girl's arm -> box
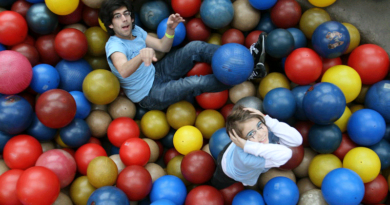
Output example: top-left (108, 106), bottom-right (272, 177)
top-left (264, 115), bottom-right (302, 147)
top-left (243, 141), bottom-right (292, 168)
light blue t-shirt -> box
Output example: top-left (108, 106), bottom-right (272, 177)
top-left (105, 25), bottom-right (155, 103)
top-left (224, 131), bottom-right (279, 186)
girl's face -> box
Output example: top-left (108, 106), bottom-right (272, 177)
top-left (240, 118), bottom-right (269, 144)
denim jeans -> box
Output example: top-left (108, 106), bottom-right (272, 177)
top-left (138, 41), bottom-right (232, 110)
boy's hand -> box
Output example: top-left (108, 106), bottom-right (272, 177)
top-left (229, 129), bottom-right (246, 149)
top-left (243, 107), bottom-right (265, 117)
top-left (167, 13), bottom-right (185, 30)
top-left (140, 48), bottom-right (157, 66)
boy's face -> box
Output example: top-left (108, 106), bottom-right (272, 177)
top-left (109, 6), bottom-right (134, 39)
top-left (239, 118), bottom-right (269, 144)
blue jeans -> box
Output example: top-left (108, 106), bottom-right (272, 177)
top-left (138, 41), bottom-right (232, 110)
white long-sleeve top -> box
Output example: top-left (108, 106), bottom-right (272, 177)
top-left (221, 115), bottom-right (303, 186)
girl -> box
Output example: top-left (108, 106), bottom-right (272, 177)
top-left (211, 105), bottom-right (302, 189)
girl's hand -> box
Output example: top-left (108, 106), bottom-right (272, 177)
top-left (167, 13), bottom-right (185, 30)
top-left (229, 129), bottom-right (246, 149)
top-left (243, 107), bottom-right (265, 117)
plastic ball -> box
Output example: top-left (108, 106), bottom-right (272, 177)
top-left (30, 64), bottom-right (60, 94)
top-left (150, 175), bottom-right (187, 205)
top-left (82, 69), bottom-right (120, 105)
top-left (285, 48), bottom-right (322, 85)
top-left (343, 147), bottom-right (381, 183)
top-left (0, 95), bottom-right (33, 135)
top-left (263, 177), bottom-right (299, 205)
top-left (173, 126), bottom-right (203, 155)
top-left (0, 11), bottom-right (28, 45)
top-left (119, 138), bottom-right (150, 166)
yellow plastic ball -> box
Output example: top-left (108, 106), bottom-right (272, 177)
top-left (207, 33), bottom-right (222, 45)
top-left (173, 125), bottom-right (203, 155)
top-left (85, 26), bottom-right (109, 57)
top-left (141, 110), bottom-right (170, 140)
top-left (166, 155), bottom-right (191, 186)
top-left (343, 147), bottom-right (381, 183)
top-left (349, 104), bottom-right (364, 113)
top-left (299, 8), bottom-right (331, 39)
top-left (195, 110), bottom-right (225, 139)
top-left (342, 23), bottom-right (360, 54)
top-left (354, 84), bottom-right (370, 104)
top-left (98, 18), bottom-right (107, 32)
top-left (45, 0), bottom-right (79, 15)
top-left (70, 176), bottom-right (96, 205)
top-left (308, 154), bottom-right (342, 187)
top-left (55, 132), bottom-right (68, 148)
top-left (334, 106), bottom-right (351, 133)
top-left (82, 69), bottom-right (120, 105)
top-left (87, 156), bottom-right (118, 188)
top-left (166, 101), bottom-right (196, 130)
top-left (321, 65), bottom-right (362, 103)
top-left (308, 0), bottom-right (336, 7)
top-left (258, 72), bottom-right (290, 99)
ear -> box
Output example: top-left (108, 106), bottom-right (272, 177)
top-left (109, 24), bottom-right (113, 29)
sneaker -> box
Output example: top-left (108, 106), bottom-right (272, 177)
top-left (248, 32), bottom-right (267, 80)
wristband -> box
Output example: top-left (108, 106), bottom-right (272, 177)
top-left (165, 33), bottom-right (175, 39)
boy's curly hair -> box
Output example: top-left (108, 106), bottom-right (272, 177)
top-left (226, 105), bottom-right (266, 139)
top-left (99, 0), bottom-right (135, 36)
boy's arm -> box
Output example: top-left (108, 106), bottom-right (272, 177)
top-left (243, 141), bottom-right (292, 168)
top-left (264, 115), bottom-right (302, 147)
top-left (110, 48), bottom-right (156, 78)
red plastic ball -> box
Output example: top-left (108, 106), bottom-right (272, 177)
top-left (54, 28), bottom-right (88, 61)
top-left (186, 18), bottom-right (211, 42)
top-left (321, 57), bottom-right (342, 76)
top-left (74, 143), bottom-right (107, 175)
top-left (62, 148), bottom-right (76, 158)
top-left (35, 34), bottom-right (61, 66)
top-left (185, 185), bottom-right (224, 205)
top-left (116, 165), bottom-right (152, 201)
top-left (22, 35), bottom-right (35, 46)
top-left (0, 11), bottom-right (28, 46)
top-left (270, 0), bottom-right (302, 29)
top-left (285, 48), bottom-right (322, 85)
top-left (294, 121), bottom-right (314, 147)
top-left (87, 137), bottom-right (102, 145)
top-left (164, 148), bottom-right (182, 165)
top-left (219, 182), bottom-right (244, 205)
top-left (332, 133), bottom-right (357, 161)
top-left (16, 166), bottom-right (60, 205)
top-left (35, 149), bottom-right (77, 188)
top-left (222, 29), bottom-right (245, 45)
top-left (186, 62), bottom-right (213, 77)
top-left (245, 30), bottom-right (263, 48)
top-left (107, 117), bottom-right (140, 147)
top-left (155, 140), bottom-right (164, 159)
top-left (348, 44), bottom-right (389, 85)
top-left (172, 0), bottom-right (201, 18)
top-left (11, 0), bottom-right (32, 18)
top-left (58, 2), bottom-right (83, 25)
top-left (3, 135), bottom-right (42, 170)
top-left (120, 138), bottom-right (150, 166)
top-left (0, 50), bottom-right (32, 95)
top-left (0, 169), bottom-right (24, 205)
top-left (181, 150), bottom-right (216, 184)
top-left (195, 90), bottom-right (229, 110)
top-left (35, 89), bottom-right (77, 129)
top-left (279, 144), bottom-right (304, 170)
top-left (82, 6), bottom-right (99, 27)
top-left (11, 43), bottom-right (40, 66)
top-left (362, 174), bottom-right (388, 204)
top-left (220, 103), bottom-right (234, 121)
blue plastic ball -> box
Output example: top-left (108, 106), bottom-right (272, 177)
top-left (286, 28), bottom-right (307, 49)
top-left (383, 124), bottom-right (390, 142)
top-left (233, 190), bottom-right (265, 205)
top-left (347, 109), bottom-right (386, 146)
top-left (26, 3), bottom-right (58, 35)
top-left (0, 44), bottom-right (6, 51)
top-left (249, 0), bottom-right (277, 10)
top-left (150, 175), bottom-right (187, 205)
top-left (59, 118), bottom-right (91, 147)
top-left (157, 18), bottom-right (186, 47)
top-left (110, 145), bottom-right (120, 155)
top-left (263, 177), bottom-right (299, 205)
top-left (365, 80), bottom-right (390, 123)
top-left (200, 0), bottom-right (234, 29)
top-left (368, 139), bottom-right (390, 170)
top-left (312, 21), bottom-right (350, 59)
top-left (87, 186), bottom-right (129, 205)
top-left (0, 131), bottom-right (13, 153)
top-left (291, 85), bottom-right (311, 120)
top-left (140, 1), bottom-right (170, 30)
top-left (263, 88), bottom-right (296, 121)
top-left (265, 29), bottom-right (295, 58)
top-left (70, 91), bottom-right (91, 119)
top-left (209, 128), bottom-right (231, 160)
top-left (160, 128), bottom-right (175, 149)
top-left (303, 82), bottom-right (346, 125)
top-left (30, 64), bottom-right (60, 94)
top-left (55, 59), bottom-right (92, 92)
top-left (321, 168), bottom-right (365, 205)
top-left (151, 199), bottom-right (176, 205)
top-left (25, 0), bottom-right (44, 3)
top-left (308, 124), bottom-right (342, 154)
top-left (26, 113), bottom-right (57, 141)
top-left (212, 43), bottom-right (254, 86)
top-left (255, 12), bottom-right (277, 34)
top-left (0, 95), bottom-right (33, 135)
